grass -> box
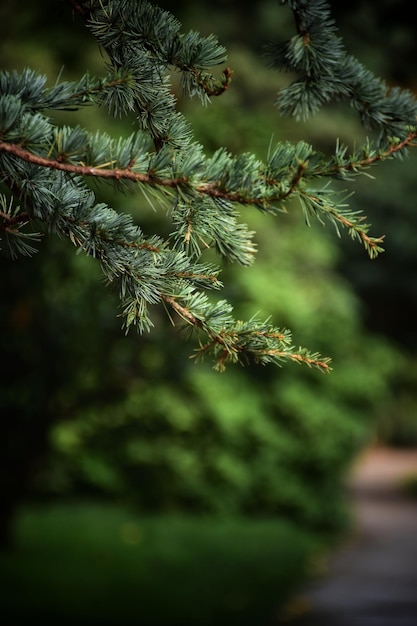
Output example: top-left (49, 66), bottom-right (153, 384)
top-left (0, 501), bottom-right (322, 626)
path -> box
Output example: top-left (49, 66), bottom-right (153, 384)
top-left (282, 446), bottom-right (417, 626)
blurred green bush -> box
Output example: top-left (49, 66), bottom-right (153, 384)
top-left (2, 2), bottom-right (417, 623)
top-left (0, 503), bottom-right (321, 625)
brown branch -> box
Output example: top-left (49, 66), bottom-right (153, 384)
top-left (319, 131), bottom-right (417, 177)
top-left (156, 295), bottom-right (332, 372)
top-left (281, 160), bottom-right (308, 200)
top-left (161, 294), bottom-right (204, 328)
top-left (0, 210), bottom-right (31, 231)
top-left (1, 131), bottom-right (416, 212)
top-left (277, 351), bottom-right (332, 372)
top-left (303, 190), bottom-right (385, 251)
top-left (0, 141), bottom-right (186, 188)
top-left (0, 140), bottom-right (275, 207)
top-left (170, 271), bottom-right (219, 284)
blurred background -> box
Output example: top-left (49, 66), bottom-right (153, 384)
top-left (1, 1), bottom-right (417, 624)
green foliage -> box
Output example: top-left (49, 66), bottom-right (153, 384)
top-left (1, 6), bottom-right (415, 620)
top-left (266, 0), bottom-right (417, 141)
top-left (1, 0), bottom-right (412, 536)
top-left (34, 215), bottom-right (399, 532)
top-left (0, 503), bottom-right (321, 625)
top-left (1, 0), bottom-right (416, 370)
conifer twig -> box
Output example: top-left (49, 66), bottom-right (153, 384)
top-left (2, 0), bottom-right (417, 372)
top-left (2, 130), bottom-right (416, 203)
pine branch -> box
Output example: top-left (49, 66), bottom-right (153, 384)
top-left (2, 0), bottom-right (417, 371)
top-left (0, 140), bottom-right (185, 188)
top-left (298, 188), bottom-right (385, 259)
top-left (269, 0), bottom-right (417, 142)
top-left (164, 294), bottom-right (331, 373)
top-left (3, 129), bottom-right (415, 200)
top-left (69, 0), bottom-right (231, 113)
top-left (2, 131), bottom-right (415, 260)
top-left (0, 195), bottom-right (41, 258)
top-left (312, 132), bottom-right (417, 179)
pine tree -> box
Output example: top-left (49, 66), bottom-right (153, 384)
top-left (1, 0), bottom-right (416, 373)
